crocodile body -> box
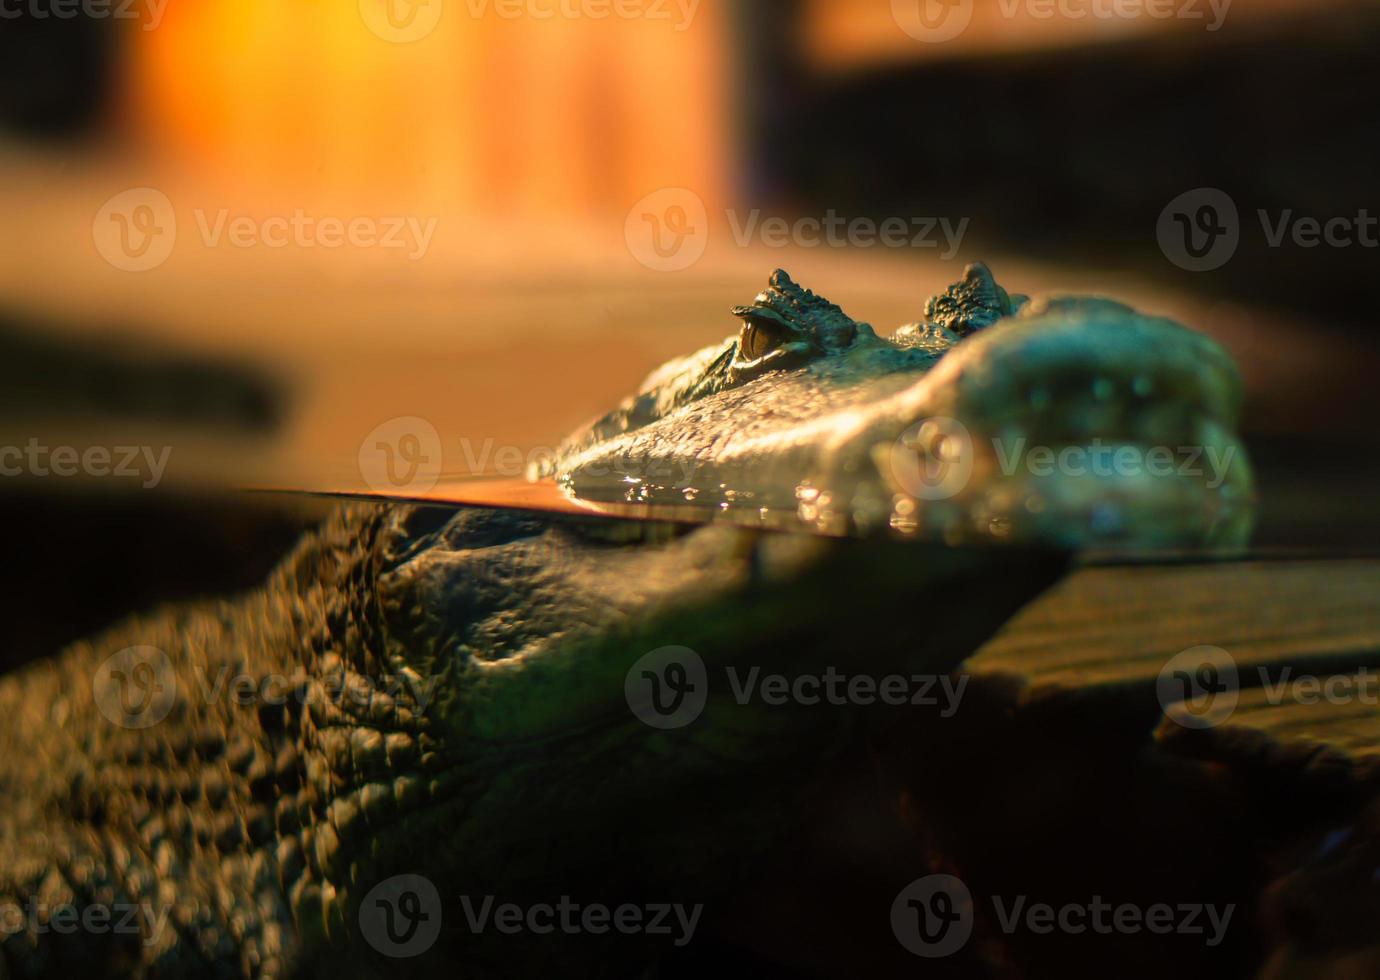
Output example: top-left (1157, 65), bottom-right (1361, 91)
top-left (0, 267), bottom-right (1250, 977)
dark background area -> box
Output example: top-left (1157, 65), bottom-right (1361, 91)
top-left (733, 3), bottom-right (1380, 327)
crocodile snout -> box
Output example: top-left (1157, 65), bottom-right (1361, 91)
top-left (875, 298), bottom-right (1254, 548)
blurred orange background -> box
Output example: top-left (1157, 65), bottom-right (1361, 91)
top-left (0, 0), bottom-right (1366, 494)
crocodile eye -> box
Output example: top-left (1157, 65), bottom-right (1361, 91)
top-left (738, 318), bottom-right (791, 361)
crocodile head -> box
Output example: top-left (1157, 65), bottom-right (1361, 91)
top-left (319, 266), bottom-right (1250, 969)
top-left (0, 266), bottom-right (1253, 978)
top-left (538, 264), bottom-right (1253, 549)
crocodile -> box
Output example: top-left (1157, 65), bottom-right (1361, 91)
top-left (0, 265), bottom-right (1250, 978)
top-left (544, 265), bottom-right (1251, 546)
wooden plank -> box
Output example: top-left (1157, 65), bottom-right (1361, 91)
top-left (884, 559), bottom-right (1380, 979)
top-left (970, 559), bottom-right (1380, 697)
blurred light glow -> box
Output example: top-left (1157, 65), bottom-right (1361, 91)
top-left (128, 3), bottom-right (731, 218)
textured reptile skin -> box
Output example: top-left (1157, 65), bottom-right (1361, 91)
top-left (0, 266), bottom-right (1247, 976)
